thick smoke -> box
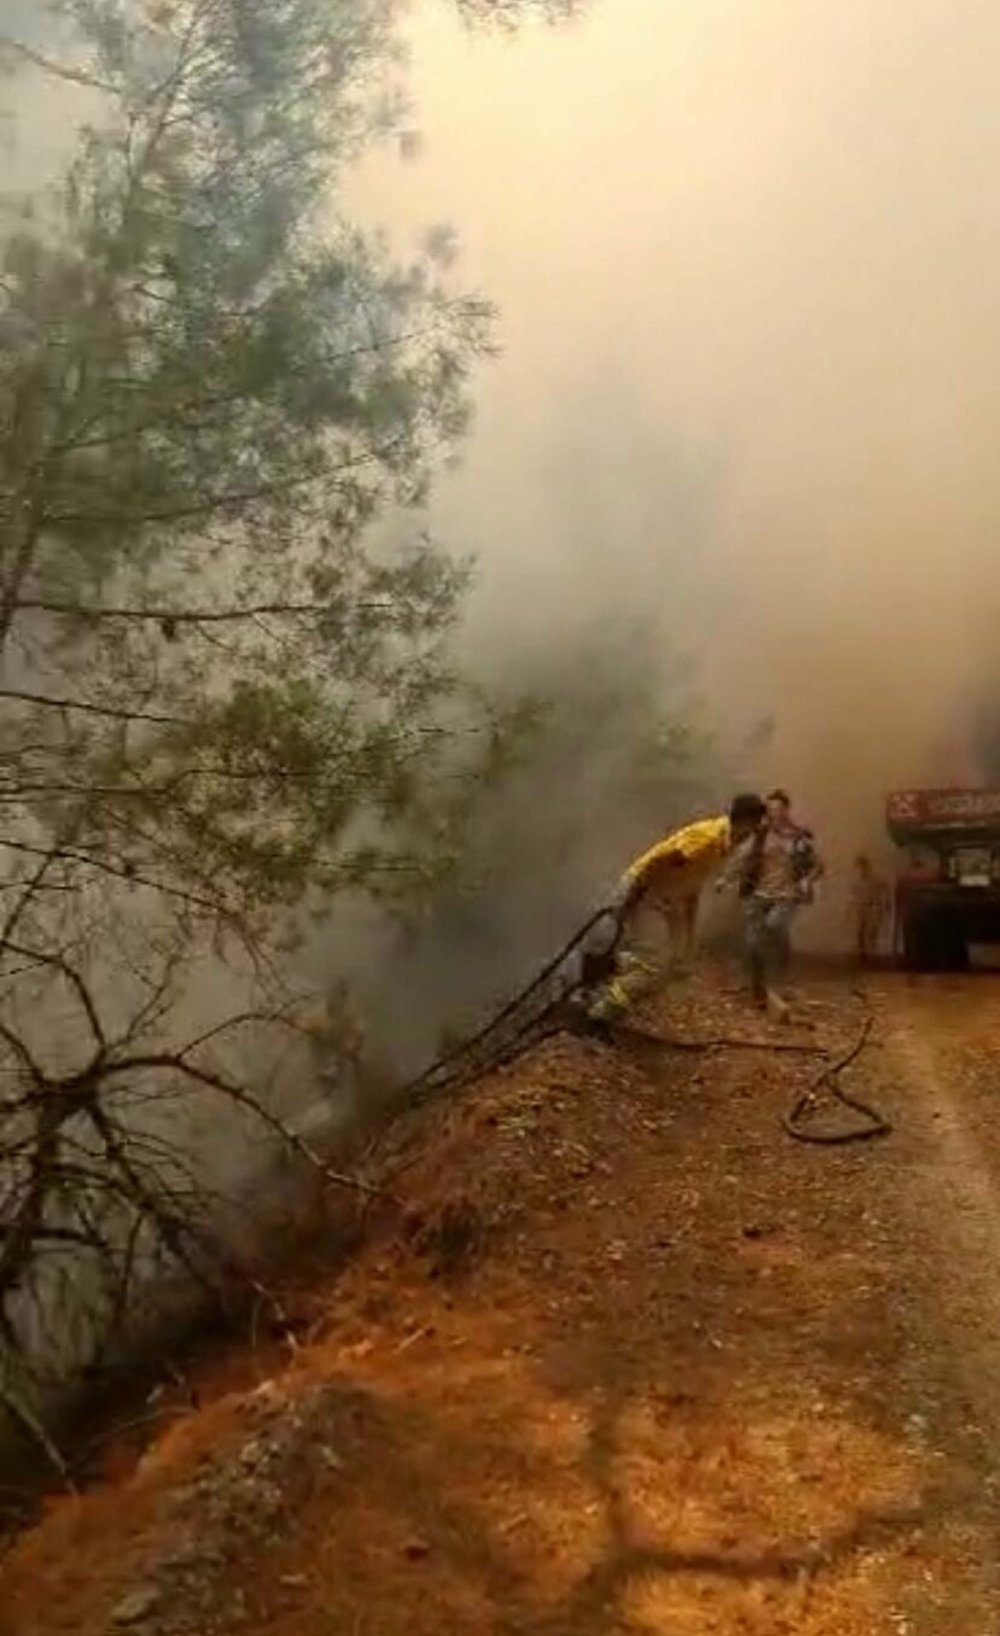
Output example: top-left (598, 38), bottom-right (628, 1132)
top-left (11, 0), bottom-right (1000, 1019)
top-left (348, 0), bottom-right (1000, 948)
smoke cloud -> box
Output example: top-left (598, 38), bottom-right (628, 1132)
top-left (10, 0), bottom-right (1000, 987)
top-left (348, 0), bottom-right (1000, 938)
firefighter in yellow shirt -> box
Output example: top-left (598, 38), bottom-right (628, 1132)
top-left (583, 793), bottom-right (766, 1028)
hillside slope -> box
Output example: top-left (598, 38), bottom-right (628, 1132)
top-left (4, 966), bottom-right (999, 1635)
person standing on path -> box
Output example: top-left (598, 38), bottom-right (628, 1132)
top-left (580, 793), bottom-right (767, 1031)
top-left (850, 852), bottom-right (891, 967)
top-left (719, 788), bottom-right (823, 1020)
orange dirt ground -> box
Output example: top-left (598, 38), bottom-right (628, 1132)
top-left (4, 964), bottom-right (1000, 1635)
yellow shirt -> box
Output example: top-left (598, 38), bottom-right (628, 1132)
top-left (623, 815), bottom-right (732, 905)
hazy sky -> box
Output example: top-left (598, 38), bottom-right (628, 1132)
top-left (350, 0), bottom-right (1000, 866)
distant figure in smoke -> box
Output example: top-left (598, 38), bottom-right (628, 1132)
top-left (719, 788), bottom-right (823, 1020)
top-left (849, 853), bottom-right (890, 967)
top-left (579, 793), bottom-right (767, 1031)
top-left (299, 978), bottom-right (366, 1097)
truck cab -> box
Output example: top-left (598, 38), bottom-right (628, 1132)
top-left (887, 788), bottom-right (1000, 968)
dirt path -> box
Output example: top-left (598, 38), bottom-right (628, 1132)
top-left (6, 967), bottom-right (1000, 1634)
top-left (868, 973), bottom-right (1000, 1630)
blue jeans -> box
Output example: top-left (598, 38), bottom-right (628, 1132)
top-left (743, 898), bottom-right (798, 998)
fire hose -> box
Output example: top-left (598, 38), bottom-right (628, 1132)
top-left (393, 911), bottom-right (891, 1146)
top-left (397, 904), bottom-right (622, 1106)
top-left (782, 1015), bottom-right (891, 1144)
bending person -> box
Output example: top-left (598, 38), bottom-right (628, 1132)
top-left (580, 793), bottom-right (767, 1033)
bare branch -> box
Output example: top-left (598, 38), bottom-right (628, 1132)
top-left (174, 1005), bottom-right (299, 1058)
top-left (0, 1378), bottom-right (77, 1491)
top-left (0, 838), bottom-right (234, 916)
top-left (85, 1101), bottom-right (212, 1291)
top-left (97, 1053), bottom-right (383, 1197)
top-left (47, 474), bottom-right (322, 529)
top-left (4, 940), bottom-right (106, 1055)
top-left (14, 597), bottom-right (386, 626)
top-left (0, 1225), bottom-right (103, 1251)
top-left (0, 688), bottom-right (185, 726)
top-left (0, 33), bottom-right (116, 94)
top-left (0, 844), bottom-right (60, 953)
top-left (0, 1017), bottom-right (48, 1089)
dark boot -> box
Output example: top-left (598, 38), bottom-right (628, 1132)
top-left (562, 1003), bottom-right (612, 1042)
top-left (577, 1013), bottom-right (615, 1044)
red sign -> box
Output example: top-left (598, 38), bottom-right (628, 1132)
top-left (887, 788), bottom-right (1000, 826)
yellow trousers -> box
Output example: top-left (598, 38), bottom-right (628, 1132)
top-left (586, 899), bottom-right (693, 1023)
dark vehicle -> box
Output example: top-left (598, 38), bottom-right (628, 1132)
top-left (888, 788), bottom-right (1000, 969)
